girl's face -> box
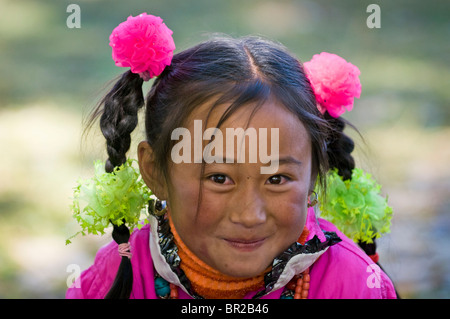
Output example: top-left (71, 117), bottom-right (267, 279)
top-left (143, 98), bottom-right (313, 278)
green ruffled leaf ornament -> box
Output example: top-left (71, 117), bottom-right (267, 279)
top-left (317, 168), bottom-right (393, 244)
top-left (66, 159), bottom-right (152, 244)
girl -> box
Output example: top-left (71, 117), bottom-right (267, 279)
top-left (66, 13), bottom-right (397, 299)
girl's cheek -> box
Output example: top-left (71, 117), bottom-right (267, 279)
top-left (276, 191), bottom-right (308, 232)
top-left (196, 194), bottom-right (227, 226)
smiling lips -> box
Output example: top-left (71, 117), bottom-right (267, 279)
top-left (223, 237), bottom-right (267, 252)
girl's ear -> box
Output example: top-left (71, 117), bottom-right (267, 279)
top-left (138, 141), bottom-right (168, 200)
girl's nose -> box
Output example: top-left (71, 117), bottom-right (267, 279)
top-left (229, 188), bottom-right (267, 228)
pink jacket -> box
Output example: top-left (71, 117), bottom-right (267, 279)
top-left (66, 212), bottom-right (397, 299)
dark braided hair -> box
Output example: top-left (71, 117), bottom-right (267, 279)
top-left (92, 70), bottom-right (144, 298)
top-left (324, 110), bottom-right (400, 298)
top-left (99, 71), bottom-right (144, 173)
top-left (323, 111), bottom-right (378, 256)
top-left (324, 113), bottom-right (355, 181)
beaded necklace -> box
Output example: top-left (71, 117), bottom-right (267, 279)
top-left (281, 268), bottom-right (310, 299)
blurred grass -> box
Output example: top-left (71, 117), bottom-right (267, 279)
top-left (0, 0), bottom-right (449, 298)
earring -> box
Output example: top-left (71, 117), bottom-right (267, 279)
top-left (307, 191), bottom-right (318, 208)
top-left (148, 199), bottom-right (168, 217)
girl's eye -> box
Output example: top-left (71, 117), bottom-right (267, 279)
top-left (209, 174), bottom-right (233, 185)
top-left (266, 175), bottom-right (290, 185)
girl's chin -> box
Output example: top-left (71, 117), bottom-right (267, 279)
top-left (210, 256), bottom-right (273, 278)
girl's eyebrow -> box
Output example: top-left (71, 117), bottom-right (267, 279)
top-left (262, 156), bottom-right (302, 167)
top-left (203, 156), bottom-right (302, 166)
top-left (203, 157), bottom-right (237, 164)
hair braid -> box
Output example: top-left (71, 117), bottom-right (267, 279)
top-left (324, 113), bottom-right (355, 181)
top-left (90, 70), bottom-right (144, 298)
top-left (99, 70), bottom-right (144, 173)
top-left (324, 112), bottom-right (401, 298)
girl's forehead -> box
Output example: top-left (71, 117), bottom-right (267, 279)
top-left (186, 97), bottom-right (306, 130)
top-left (180, 97), bottom-right (312, 157)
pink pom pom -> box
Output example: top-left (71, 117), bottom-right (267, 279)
top-left (303, 52), bottom-right (361, 118)
top-left (109, 13), bottom-right (176, 80)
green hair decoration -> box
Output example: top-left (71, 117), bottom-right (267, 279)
top-left (66, 159), bottom-right (152, 245)
top-left (317, 168), bottom-right (393, 244)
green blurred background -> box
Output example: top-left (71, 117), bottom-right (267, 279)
top-left (0, 0), bottom-right (449, 298)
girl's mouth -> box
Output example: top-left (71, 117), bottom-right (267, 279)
top-left (223, 238), bottom-right (267, 252)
